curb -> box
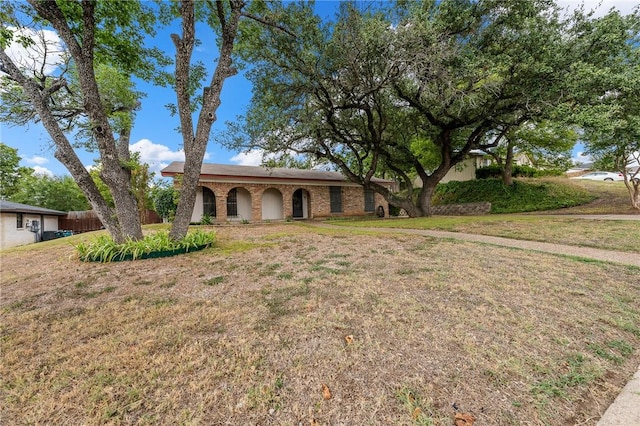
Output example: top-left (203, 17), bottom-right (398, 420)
top-left (596, 365), bottom-right (640, 425)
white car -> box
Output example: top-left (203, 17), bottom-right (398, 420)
top-left (571, 171), bottom-right (625, 181)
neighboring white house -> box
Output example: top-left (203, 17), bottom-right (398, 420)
top-left (414, 150), bottom-right (536, 186)
top-left (0, 200), bottom-right (66, 249)
top-left (439, 150), bottom-right (493, 183)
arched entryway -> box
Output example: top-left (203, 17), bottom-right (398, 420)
top-left (227, 187), bottom-right (252, 221)
top-left (191, 186), bottom-right (218, 222)
top-left (261, 188), bottom-right (284, 220)
top-left (292, 188), bottom-right (310, 219)
top-left (202, 187), bottom-right (216, 218)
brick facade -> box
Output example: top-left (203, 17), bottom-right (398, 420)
top-left (162, 162), bottom-right (394, 223)
top-left (196, 181), bottom-right (389, 222)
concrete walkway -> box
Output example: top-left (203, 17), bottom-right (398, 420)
top-left (312, 222), bottom-right (640, 267)
top-left (308, 219), bottom-right (640, 424)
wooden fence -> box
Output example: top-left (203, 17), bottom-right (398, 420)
top-left (59, 209), bottom-right (162, 233)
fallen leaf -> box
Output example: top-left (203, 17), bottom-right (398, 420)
top-left (412, 407), bottom-right (422, 420)
top-left (322, 383), bottom-right (332, 400)
top-left (454, 412), bottom-right (475, 426)
top-left (344, 335), bottom-right (354, 345)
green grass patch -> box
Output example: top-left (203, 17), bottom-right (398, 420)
top-left (396, 387), bottom-right (443, 425)
top-left (261, 283), bottom-right (310, 320)
top-left (531, 354), bottom-right (602, 398)
top-left (204, 276), bottom-right (225, 286)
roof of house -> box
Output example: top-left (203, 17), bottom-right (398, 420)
top-left (160, 161), bottom-right (395, 185)
top-left (0, 200), bottom-right (67, 216)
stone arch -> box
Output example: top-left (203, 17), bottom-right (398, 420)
top-left (227, 187), bottom-right (252, 221)
top-left (192, 186), bottom-right (218, 222)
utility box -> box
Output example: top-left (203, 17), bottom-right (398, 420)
top-left (42, 231), bottom-right (58, 241)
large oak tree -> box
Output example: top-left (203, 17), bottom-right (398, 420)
top-left (232, 0), bottom-right (638, 216)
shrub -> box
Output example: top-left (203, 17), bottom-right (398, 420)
top-left (476, 165), bottom-right (564, 179)
top-left (200, 213), bottom-right (213, 225)
top-left (75, 230), bottom-right (216, 262)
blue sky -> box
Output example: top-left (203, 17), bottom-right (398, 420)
top-left (1, 0), bottom-right (635, 178)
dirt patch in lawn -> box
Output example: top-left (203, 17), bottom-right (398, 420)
top-left (2, 224), bottom-right (639, 425)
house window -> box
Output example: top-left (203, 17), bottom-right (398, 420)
top-left (227, 188), bottom-right (238, 217)
top-left (329, 186), bottom-right (342, 213)
top-left (17, 213), bottom-right (24, 228)
top-left (203, 187), bottom-right (216, 217)
top-left (364, 189), bottom-right (375, 212)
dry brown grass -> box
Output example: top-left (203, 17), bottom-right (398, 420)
top-left (2, 224), bottom-right (639, 425)
top-left (332, 215), bottom-right (640, 254)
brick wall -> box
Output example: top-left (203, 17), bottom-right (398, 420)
top-left (195, 181), bottom-right (390, 222)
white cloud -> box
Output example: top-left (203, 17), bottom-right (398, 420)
top-left (131, 139), bottom-right (184, 162)
top-left (3, 27), bottom-right (66, 76)
top-left (230, 149), bottom-right (265, 166)
top-left (572, 151), bottom-right (592, 165)
top-left (25, 156), bottom-right (49, 166)
top-left (556, 0), bottom-right (638, 17)
top-left (32, 166), bottom-right (54, 177)
top-left (129, 138), bottom-right (211, 174)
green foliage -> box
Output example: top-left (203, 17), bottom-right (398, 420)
top-left (151, 183), bottom-right (178, 221)
top-left (90, 152), bottom-right (154, 214)
top-left (75, 229), bottom-right (216, 263)
top-left (89, 165), bottom-right (114, 207)
top-left (231, 0), bottom-right (630, 217)
top-left (567, 9), bottom-right (640, 209)
top-left (200, 213), bottom-right (213, 225)
top-left (476, 165), bottom-right (564, 179)
top-left (0, 0), bottom-right (172, 242)
top-left (432, 179), bottom-right (596, 213)
top-left (8, 173), bottom-right (90, 211)
top-left (0, 143), bottom-right (33, 199)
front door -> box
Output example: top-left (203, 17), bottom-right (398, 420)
top-left (292, 189), bottom-right (303, 218)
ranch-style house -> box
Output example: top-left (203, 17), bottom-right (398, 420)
top-left (161, 162), bottom-right (394, 223)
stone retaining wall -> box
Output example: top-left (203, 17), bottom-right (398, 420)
top-left (431, 202), bottom-right (491, 216)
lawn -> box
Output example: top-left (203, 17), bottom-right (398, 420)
top-left (327, 215), bottom-right (640, 253)
top-left (1, 223), bottom-right (639, 425)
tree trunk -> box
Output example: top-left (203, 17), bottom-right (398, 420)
top-left (169, 0), bottom-right (243, 241)
top-left (503, 161), bottom-right (514, 186)
top-left (25, 0), bottom-right (143, 243)
top-left (416, 184), bottom-right (435, 216)
top-left (624, 179), bottom-right (640, 210)
top-left (502, 142), bottom-right (515, 186)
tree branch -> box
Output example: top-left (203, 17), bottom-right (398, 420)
top-left (241, 11), bottom-right (297, 38)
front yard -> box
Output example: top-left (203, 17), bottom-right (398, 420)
top-left (1, 222), bottom-right (639, 425)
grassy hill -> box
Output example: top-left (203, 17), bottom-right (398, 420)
top-left (432, 177), bottom-right (635, 214)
